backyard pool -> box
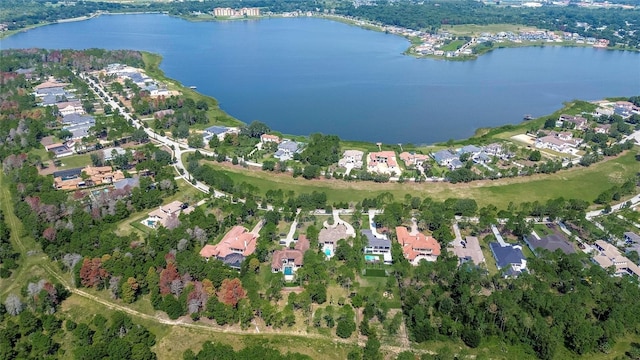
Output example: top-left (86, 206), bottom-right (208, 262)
top-left (284, 267), bottom-right (293, 276)
top-left (364, 255), bottom-right (378, 262)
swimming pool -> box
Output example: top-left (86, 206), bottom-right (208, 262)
top-left (364, 255), bottom-right (378, 262)
top-left (284, 267), bottom-right (293, 276)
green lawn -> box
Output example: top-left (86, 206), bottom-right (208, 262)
top-left (201, 148), bottom-right (638, 209)
top-left (440, 40), bottom-right (465, 52)
top-left (58, 153), bottom-right (92, 169)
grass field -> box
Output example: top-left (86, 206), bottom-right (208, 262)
top-left (440, 40), bottom-right (465, 51)
top-left (202, 148), bottom-right (638, 209)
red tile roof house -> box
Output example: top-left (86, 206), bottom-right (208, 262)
top-left (367, 151), bottom-right (401, 175)
top-left (271, 235), bottom-right (310, 281)
top-left (396, 226), bottom-right (441, 265)
top-left (399, 152), bottom-right (430, 167)
top-left (260, 133), bottom-right (281, 144)
top-left (200, 226), bottom-right (258, 269)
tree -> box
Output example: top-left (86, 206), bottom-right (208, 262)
top-left (218, 278), bottom-right (246, 308)
top-left (4, 293), bottom-right (23, 316)
top-left (262, 160), bottom-right (276, 171)
top-left (243, 121), bottom-right (270, 138)
top-left (131, 128), bottom-right (149, 143)
top-left (79, 258), bottom-right (108, 288)
top-left (529, 150), bottom-right (542, 162)
top-left (58, 129), bottom-right (72, 140)
top-left (188, 134), bottom-right (204, 148)
top-left (121, 277), bottom-right (139, 304)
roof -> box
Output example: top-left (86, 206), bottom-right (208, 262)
top-left (458, 145), bottom-right (482, 155)
top-left (432, 149), bottom-right (458, 163)
top-left (278, 140), bottom-right (301, 153)
top-left (624, 232), bottom-right (640, 243)
top-left (362, 229), bottom-right (391, 248)
top-left (62, 113), bottom-right (95, 126)
top-left (489, 242), bottom-right (526, 269)
top-left (295, 235), bottom-right (310, 252)
top-left (272, 249), bottom-right (305, 270)
top-left (369, 151), bottom-right (398, 167)
top-left (53, 167), bottom-right (83, 179)
top-left (114, 177), bottom-right (140, 190)
top-left (593, 240), bottom-right (640, 277)
top-left (396, 226), bottom-right (441, 261)
top-left (200, 226), bottom-right (258, 263)
top-left (204, 126), bottom-right (230, 135)
top-left (529, 234), bottom-right (576, 254)
top-left (449, 236), bottom-right (485, 265)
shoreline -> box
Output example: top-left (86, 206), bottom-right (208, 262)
top-left (3, 11), bottom-right (637, 58)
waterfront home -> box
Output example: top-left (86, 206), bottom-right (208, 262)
top-left (144, 200), bottom-right (194, 229)
top-left (524, 233), bottom-right (575, 256)
top-left (592, 240), bottom-right (640, 277)
top-left (557, 114), bottom-right (588, 130)
top-left (202, 126), bottom-right (238, 142)
top-left (274, 140), bottom-right (303, 161)
top-left (449, 236), bottom-right (485, 266)
top-left (534, 131), bottom-right (582, 154)
top-left (271, 235), bottom-right (310, 280)
top-left (362, 229), bottom-right (392, 264)
top-left (399, 152), bottom-right (429, 167)
top-left (260, 133), bottom-right (281, 144)
top-left (489, 242), bottom-right (527, 277)
top-left (199, 225), bottom-right (258, 269)
top-left (396, 226), bottom-right (441, 265)
top-left (338, 150), bottom-right (364, 169)
top-left (213, 7), bottom-right (260, 17)
top-left (367, 151), bottom-right (400, 175)
top-left (457, 145), bottom-right (482, 157)
top-left (431, 149), bottom-right (459, 167)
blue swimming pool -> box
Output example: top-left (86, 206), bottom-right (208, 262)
top-left (324, 248), bottom-right (332, 256)
top-left (365, 255), bottom-right (378, 262)
top-left (284, 267), bottom-right (293, 276)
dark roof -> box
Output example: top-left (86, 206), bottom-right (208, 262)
top-left (489, 242), bottom-right (525, 269)
top-left (219, 253), bottom-right (245, 269)
top-left (204, 126), bottom-right (230, 135)
top-left (53, 167), bottom-right (83, 179)
top-left (114, 177), bottom-right (140, 190)
top-left (529, 234), bottom-right (575, 254)
top-left (362, 230), bottom-right (391, 248)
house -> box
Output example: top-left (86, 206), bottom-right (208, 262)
top-left (44, 142), bottom-right (74, 158)
top-left (362, 229), bottom-right (392, 264)
top-left (594, 123), bottom-right (611, 134)
top-left (525, 233), bottom-right (575, 256)
top-left (145, 200), bottom-right (194, 229)
top-left (534, 132), bottom-right (581, 154)
top-left (260, 134), bottom-right (281, 144)
top-left (338, 150), bottom-right (364, 169)
top-left (367, 151), bottom-right (400, 175)
top-left (399, 152), bottom-right (429, 167)
top-left (592, 240), bottom-right (640, 277)
top-left (202, 126), bottom-right (238, 142)
top-left (53, 168), bottom-right (84, 190)
top-left (102, 147), bottom-right (126, 162)
top-left (449, 236), bottom-right (485, 266)
top-left (199, 226), bottom-right (258, 268)
top-left (274, 140), bottom-right (302, 161)
top-left (82, 166), bottom-right (125, 185)
top-left (55, 101), bottom-right (84, 116)
top-left (62, 113), bottom-right (95, 127)
top-left (114, 177), bottom-right (140, 191)
top-left (557, 114), bottom-right (588, 130)
top-left (396, 226), bottom-right (441, 265)
top-left (431, 150), bottom-right (459, 168)
top-left (271, 235), bottom-right (310, 280)
top-left (457, 145), bottom-right (482, 157)
top-left (319, 224), bottom-right (352, 259)
top-left (489, 242), bottom-right (527, 277)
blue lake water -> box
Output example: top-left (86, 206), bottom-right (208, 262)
top-left (2, 14), bottom-right (639, 143)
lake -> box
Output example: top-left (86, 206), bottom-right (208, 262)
top-left (2, 14), bottom-right (639, 144)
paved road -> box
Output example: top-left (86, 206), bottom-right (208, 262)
top-left (585, 193), bottom-right (640, 219)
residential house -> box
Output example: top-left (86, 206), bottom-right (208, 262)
top-left (396, 226), bottom-right (441, 265)
top-left (367, 151), bottom-right (400, 175)
top-left (399, 152), bottom-right (429, 167)
top-left (592, 240), bottom-right (640, 277)
top-left (102, 147), bottom-right (126, 162)
top-left (594, 123), bottom-right (611, 134)
top-left (260, 134), bottom-right (281, 144)
top-left (114, 177), bottom-right (140, 191)
top-left (362, 229), bottom-right (392, 264)
top-left (457, 145), bottom-right (482, 157)
top-left (144, 200), bottom-right (194, 229)
top-left (44, 142), bottom-right (74, 158)
top-left (449, 236), bottom-right (485, 266)
top-left (557, 114), bottom-right (588, 130)
top-left (319, 224), bottom-right (352, 260)
top-left (199, 226), bottom-right (258, 268)
top-left (338, 150), bottom-right (364, 169)
top-left (524, 233), bottom-right (575, 256)
top-left (489, 242), bottom-right (527, 277)
top-left (431, 150), bottom-right (461, 169)
top-left (202, 126), bottom-right (238, 142)
top-left (274, 140), bottom-right (303, 161)
top-left (55, 101), bottom-right (84, 116)
top-left (53, 168), bottom-right (84, 190)
top-left (62, 114), bottom-right (95, 140)
top-left (271, 235), bottom-right (310, 280)
top-left (82, 166), bottom-right (125, 186)
top-left (535, 131), bottom-right (582, 154)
